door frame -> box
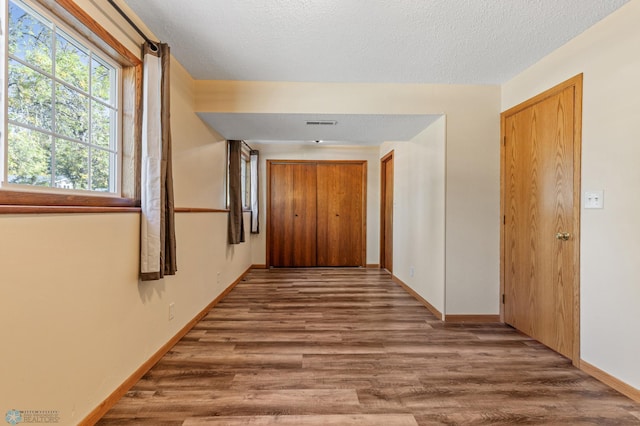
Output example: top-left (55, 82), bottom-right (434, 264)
top-left (500, 74), bottom-right (582, 365)
top-left (266, 159), bottom-right (368, 268)
top-left (380, 151), bottom-right (394, 272)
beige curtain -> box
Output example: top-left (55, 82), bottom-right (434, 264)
top-left (228, 140), bottom-right (245, 244)
top-left (140, 42), bottom-right (177, 281)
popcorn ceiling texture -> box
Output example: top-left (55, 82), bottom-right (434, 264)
top-left (125, 0), bottom-right (629, 84)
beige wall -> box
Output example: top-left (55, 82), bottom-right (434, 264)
top-left (0, 212), bottom-right (251, 424)
top-left (171, 59), bottom-right (228, 208)
top-left (197, 82), bottom-right (501, 315)
top-left (437, 88), bottom-right (501, 315)
top-left (381, 116), bottom-right (447, 313)
top-left (502, 0), bottom-right (640, 389)
top-left (249, 143), bottom-right (380, 266)
top-left (0, 2), bottom-right (252, 423)
top-left (375, 85), bottom-right (501, 317)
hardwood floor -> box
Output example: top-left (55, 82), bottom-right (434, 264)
top-left (98, 269), bottom-right (640, 425)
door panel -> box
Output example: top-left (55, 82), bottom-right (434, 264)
top-left (269, 163), bottom-right (317, 267)
top-left (504, 86), bottom-right (575, 359)
top-left (292, 164), bottom-right (318, 266)
top-left (380, 153), bottom-right (394, 272)
top-left (317, 163), bottom-right (364, 266)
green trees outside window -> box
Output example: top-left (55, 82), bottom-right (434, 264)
top-left (5, 0), bottom-right (119, 192)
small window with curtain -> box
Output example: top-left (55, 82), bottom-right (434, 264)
top-left (227, 140), bottom-right (252, 210)
top-left (2, 0), bottom-right (122, 195)
top-left (226, 140), bottom-right (260, 236)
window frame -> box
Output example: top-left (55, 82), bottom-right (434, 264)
top-left (4, 0), bottom-right (123, 195)
top-left (0, 0), bottom-right (142, 210)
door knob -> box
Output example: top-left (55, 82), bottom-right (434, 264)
top-left (555, 232), bottom-right (571, 241)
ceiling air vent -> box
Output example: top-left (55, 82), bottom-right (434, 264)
top-left (306, 120), bottom-right (337, 126)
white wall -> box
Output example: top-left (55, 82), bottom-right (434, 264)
top-left (381, 116), bottom-right (446, 314)
top-left (249, 143), bottom-right (380, 266)
top-left (502, 0), bottom-right (640, 389)
top-left (0, 2), bottom-right (252, 423)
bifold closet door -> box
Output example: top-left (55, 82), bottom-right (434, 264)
top-left (317, 163), bottom-right (365, 267)
top-left (269, 163), bottom-right (317, 267)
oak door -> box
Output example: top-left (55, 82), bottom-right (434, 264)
top-left (317, 163), bottom-right (365, 266)
top-left (268, 161), bottom-right (366, 268)
top-left (269, 163), bottom-right (317, 267)
top-left (502, 76), bottom-right (581, 360)
top-left (380, 152), bottom-right (394, 272)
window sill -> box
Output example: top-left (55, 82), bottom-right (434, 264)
top-left (0, 189), bottom-right (138, 214)
top-left (0, 189), bottom-right (137, 207)
top-left (175, 208), bottom-right (230, 213)
top-left (0, 205), bottom-right (140, 214)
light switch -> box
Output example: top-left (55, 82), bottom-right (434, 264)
top-left (584, 190), bottom-right (604, 209)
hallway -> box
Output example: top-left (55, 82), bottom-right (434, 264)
top-left (98, 268), bottom-right (640, 425)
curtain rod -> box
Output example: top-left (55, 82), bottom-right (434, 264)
top-left (107, 0), bottom-right (159, 52)
top-left (242, 140), bottom-right (253, 151)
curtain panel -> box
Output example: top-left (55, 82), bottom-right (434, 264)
top-left (228, 140), bottom-right (245, 244)
top-left (140, 42), bottom-right (177, 281)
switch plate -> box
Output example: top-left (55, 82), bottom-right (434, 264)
top-left (169, 303), bottom-right (175, 321)
top-left (584, 190), bottom-right (604, 209)
top-left (409, 266), bottom-right (415, 278)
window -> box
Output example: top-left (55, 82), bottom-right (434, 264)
top-left (240, 150), bottom-right (250, 210)
top-left (226, 140), bottom-right (260, 234)
top-left (227, 141), bottom-right (252, 210)
top-left (2, 0), bottom-right (121, 194)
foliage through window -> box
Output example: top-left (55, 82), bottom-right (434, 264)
top-left (3, 0), bottom-right (120, 193)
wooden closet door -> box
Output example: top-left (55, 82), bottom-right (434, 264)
top-left (269, 163), bottom-right (317, 267)
top-left (316, 163), bottom-right (365, 266)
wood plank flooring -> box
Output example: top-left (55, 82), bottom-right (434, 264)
top-left (98, 269), bottom-right (640, 425)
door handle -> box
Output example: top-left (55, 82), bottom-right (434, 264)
top-left (555, 232), bottom-right (571, 241)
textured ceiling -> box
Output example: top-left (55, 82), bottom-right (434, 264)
top-left (121, 0), bottom-right (628, 144)
top-left (124, 0), bottom-right (628, 84)
top-left (197, 113), bottom-right (442, 145)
